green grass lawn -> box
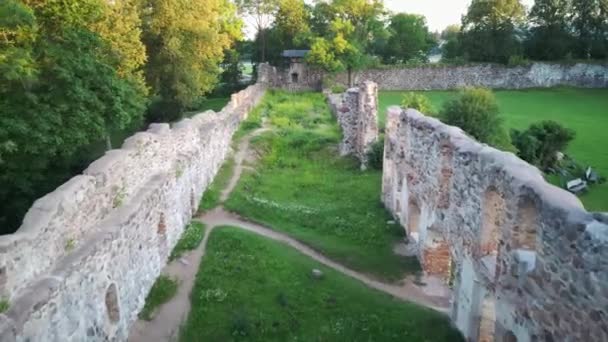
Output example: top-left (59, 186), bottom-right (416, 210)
top-left (225, 91), bottom-right (419, 281)
top-left (379, 88), bottom-right (608, 212)
top-left (179, 227), bottom-right (462, 342)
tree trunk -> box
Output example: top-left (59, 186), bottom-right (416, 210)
top-left (105, 133), bottom-right (112, 151)
top-left (347, 68), bottom-right (353, 87)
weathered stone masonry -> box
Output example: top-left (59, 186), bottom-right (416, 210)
top-left (0, 83), bottom-right (266, 341)
top-left (327, 81), bottom-right (379, 168)
top-left (260, 62), bottom-right (608, 91)
top-left (382, 106), bottom-right (608, 342)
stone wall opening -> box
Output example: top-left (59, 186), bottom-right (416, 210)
top-left (105, 283), bottom-right (120, 323)
top-left (157, 213), bottom-right (166, 236)
top-left (291, 72), bottom-right (299, 83)
top-left (513, 197), bottom-right (538, 250)
top-left (477, 295), bottom-right (496, 342)
top-left (407, 199), bottom-right (421, 238)
top-left (422, 227), bottom-right (452, 281)
top-left (480, 188), bottom-right (505, 256)
top-left (438, 138), bottom-right (453, 209)
top-left (502, 331), bottom-right (517, 342)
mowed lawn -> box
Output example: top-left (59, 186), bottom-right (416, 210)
top-left (179, 227), bottom-right (463, 342)
top-left (379, 88), bottom-right (608, 212)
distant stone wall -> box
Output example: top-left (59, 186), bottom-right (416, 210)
top-left (260, 62), bottom-right (608, 90)
top-left (0, 84), bottom-right (266, 341)
top-left (382, 106), bottom-right (608, 342)
top-left (327, 81), bottom-right (379, 168)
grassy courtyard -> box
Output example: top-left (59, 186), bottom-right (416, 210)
top-left (379, 88), bottom-right (608, 212)
top-left (225, 91), bottom-right (419, 281)
top-left (179, 227), bottom-right (462, 342)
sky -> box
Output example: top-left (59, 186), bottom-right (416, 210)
top-left (244, 0), bottom-right (536, 38)
top-left (384, 0), bottom-right (535, 32)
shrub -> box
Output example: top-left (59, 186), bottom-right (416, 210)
top-left (511, 121), bottom-right (576, 171)
top-left (366, 138), bottom-right (385, 170)
top-left (331, 85), bottom-right (347, 94)
top-left (401, 92), bottom-right (434, 114)
top-left (441, 88), bottom-right (511, 150)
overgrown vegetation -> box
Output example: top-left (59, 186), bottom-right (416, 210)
top-left (511, 121), bottom-right (576, 171)
top-left (0, 298), bottom-right (9, 313)
top-left (179, 227), bottom-right (463, 342)
top-left (169, 222), bottom-right (206, 262)
top-left (440, 88), bottom-right (514, 151)
top-left (226, 91), bottom-right (419, 281)
top-left (200, 158), bottom-right (236, 211)
top-left (401, 92), bottom-right (434, 114)
top-left (139, 275), bottom-right (179, 321)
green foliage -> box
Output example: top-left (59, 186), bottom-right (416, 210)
top-left (0, 0), bottom-right (146, 233)
top-left (220, 49), bottom-right (244, 93)
top-left (441, 88), bottom-right (512, 150)
top-left (382, 13), bottom-right (436, 64)
top-left (225, 91), bottom-right (419, 281)
top-left (141, 0), bottom-right (242, 121)
top-left (366, 138), bottom-right (384, 170)
top-left (525, 0), bottom-right (574, 60)
top-left (511, 121), bottom-right (576, 170)
top-left (199, 158), bottom-right (236, 211)
top-left (0, 298), bottom-right (9, 313)
top-left (169, 222), bottom-right (206, 261)
top-left (139, 275), bottom-right (179, 321)
top-left (179, 228), bottom-right (463, 341)
top-left (401, 92), bottom-right (434, 114)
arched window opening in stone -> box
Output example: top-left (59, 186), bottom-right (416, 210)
top-left (291, 72), bottom-right (299, 83)
top-left (422, 227), bottom-right (452, 282)
top-left (105, 283), bottom-right (120, 323)
top-left (477, 295), bottom-right (496, 342)
top-left (513, 196), bottom-right (538, 251)
top-left (157, 213), bottom-right (167, 236)
top-left (407, 199), bottom-right (421, 238)
top-left (480, 187), bottom-right (506, 257)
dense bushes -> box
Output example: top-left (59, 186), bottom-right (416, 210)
top-left (440, 88), bottom-right (513, 151)
top-left (401, 92), bottom-right (434, 115)
top-left (511, 121), bottom-right (576, 171)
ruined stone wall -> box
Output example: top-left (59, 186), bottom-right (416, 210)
top-left (0, 84), bottom-right (266, 341)
top-left (261, 62), bottom-right (608, 90)
top-left (382, 107), bottom-right (608, 342)
top-left (327, 81), bottom-right (379, 168)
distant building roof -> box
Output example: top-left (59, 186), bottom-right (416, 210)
top-left (282, 50), bottom-right (310, 58)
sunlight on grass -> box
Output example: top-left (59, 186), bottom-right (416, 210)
top-left (179, 228), bottom-right (462, 342)
top-left (225, 90), bottom-right (419, 281)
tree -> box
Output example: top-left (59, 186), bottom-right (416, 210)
top-left (511, 121), bottom-right (575, 170)
top-left (460, 0), bottom-right (526, 63)
top-left (571, 0), bottom-right (608, 59)
top-left (275, 0), bottom-right (310, 47)
top-left (441, 88), bottom-right (512, 150)
top-left (441, 25), bottom-right (463, 61)
top-left (525, 0), bottom-right (574, 60)
top-left (1, 0), bottom-right (147, 233)
top-left (141, 0), bottom-right (242, 121)
top-left (235, 0), bottom-right (279, 63)
top-left (401, 93), bottom-right (434, 115)
top-left (383, 13), bottom-right (436, 63)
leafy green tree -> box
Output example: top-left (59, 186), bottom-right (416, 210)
top-left (571, 0), bottom-right (608, 59)
top-left (401, 93), bottom-right (434, 115)
top-left (141, 0), bottom-right (242, 121)
top-left (275, 0), bottom-right (310, 47)
top-left (525, 0), bottom-right (574, 60)
top-left (441, 25), bottom-right (463, 61)
top-left (441, 88), bottom-right (513, 150)
top-left (235, 0), bottom-right (279, 62)
top-left (383, 13), bottom-right (436, 64)
top-left (511, 121), bottom-right (575, 170)
top-left (460, 0), bottom-right (526, 63)
top-left (1, 0), bottom-right (147, 233)
top-left (220, 49), bottom-right (244, 93)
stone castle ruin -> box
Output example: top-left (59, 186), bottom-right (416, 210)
top-left (0, 62), bottom-right (607, 341)
top-left (382, 107), bottom-right (608, 342)
top-left (0, 84), bottom-right (265, 341)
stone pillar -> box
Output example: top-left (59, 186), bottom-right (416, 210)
top-left (356, 81), bottom-right (379, 169)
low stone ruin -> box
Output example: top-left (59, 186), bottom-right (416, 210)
top-left (327, 81), bottom-right (379, 169)
top-left (382, 106), bottom-right (608, 342)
